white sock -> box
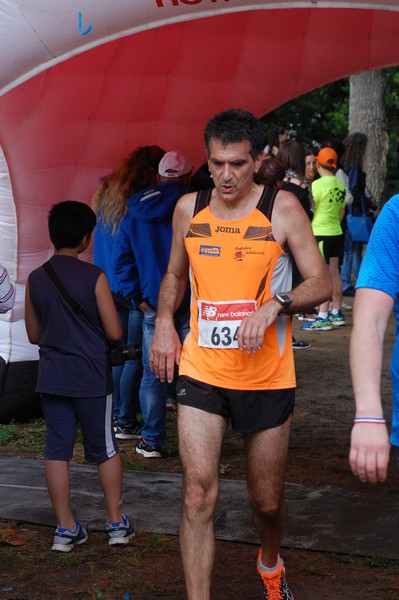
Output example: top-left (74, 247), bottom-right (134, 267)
top-left (259, 554), bottom-right (281, 574)
top-left (318, 312), bottom-right (328, 319)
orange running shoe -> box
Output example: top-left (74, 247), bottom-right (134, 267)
top-left (256, 550), bottom-right (294, 599)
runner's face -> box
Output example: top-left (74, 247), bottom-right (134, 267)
top-left (207, 139), bottom-right (262, 203)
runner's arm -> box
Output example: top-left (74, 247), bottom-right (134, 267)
top-left (349, 288), bottom-right (392, 483)
top-left (150, 194), bottom-right (193, 383)
top-left (276, 190), bottom-right (332, 311)
top-left (237, 191), bottom-right (332, 353)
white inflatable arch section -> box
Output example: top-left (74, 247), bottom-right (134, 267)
top-left (1, 0), bottom-right (399, 419)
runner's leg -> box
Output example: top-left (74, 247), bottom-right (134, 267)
top-left (244, 415), bottom-right (292, 567)
top-left (178, 404), bottom-right (227, 600)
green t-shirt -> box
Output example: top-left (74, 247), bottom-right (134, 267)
top-left (311, 175), bottom-right (346, 236)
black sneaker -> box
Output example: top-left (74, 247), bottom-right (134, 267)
top-left (106, 514), bottom-right (135, 546)
top-left (136, 437), bottom-right (162, 458)
top-left (114, 424), bottom-right (142, 440)
top-left (292, 337), bottom-right (310, 349)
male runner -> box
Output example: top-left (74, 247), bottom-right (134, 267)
top-left (150, 108), bottom-right (331, 599)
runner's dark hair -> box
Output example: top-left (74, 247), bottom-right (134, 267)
top-left (204, 108), bottom-right (264, 160)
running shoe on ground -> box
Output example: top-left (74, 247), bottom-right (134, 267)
top-left (257, 551), bottom-right (294, 599)
top-left (329, 311), bottom-right (346, 326)
top-left (136, 437), bottom-right (162, 458)
top-left (51, 521), bottom-right (88, 552)
top-left (114, 424), bottom-right (142, 440)
top-left (300, 316), bottom-right (333, 331)
top-left (292, 337), bottom-right (311, 349)
top-left (106, 514), bottom-right (135, 546)
top-left (341, 302), bottom-right (353, 311)
top-left (297, 312), bottom-right (318, 321)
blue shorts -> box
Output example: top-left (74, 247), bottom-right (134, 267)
top-left (176, 375), bottom-right (294, 433)
top-left (40, 393), bottom-right (118, 464)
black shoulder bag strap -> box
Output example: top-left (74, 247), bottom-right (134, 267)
top-left (43, 260), bottom-right (105, 340)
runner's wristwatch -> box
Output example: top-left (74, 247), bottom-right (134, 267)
top-left (273, 292), bottom-right (293, 315)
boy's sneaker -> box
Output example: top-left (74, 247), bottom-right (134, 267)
top-left (106, 514), bottom-right (135, 546)
top-left (257, 551), bottom-right (294, 599)
top-left (114, 424), bottom-right (142, 440)
top-left (51, 521), bottom-right (88, 552)
top-left (329, 311), bottom-right (346, 326)
top-left (136, 437), bottom-right (162, 458)
top-left (301, 316), bottom-right (332, 331)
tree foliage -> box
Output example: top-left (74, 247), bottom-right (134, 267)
top-left (261, 67), bottom-right (399, 198)
top-left (260, 79), bottom-right (349, 151)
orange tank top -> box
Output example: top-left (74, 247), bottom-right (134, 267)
top-left (179, 186), bottom-right (296, 390)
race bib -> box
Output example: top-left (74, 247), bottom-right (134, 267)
top-left (197, 299), bottom-right (256, 349)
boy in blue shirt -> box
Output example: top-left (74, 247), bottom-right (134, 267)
top-left (25, 201), bottom-right (134, 551)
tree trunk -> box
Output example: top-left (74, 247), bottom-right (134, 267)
top-left (349, 70), bottom-right (388, 205)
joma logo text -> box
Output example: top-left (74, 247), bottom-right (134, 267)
top-left (215, 226), bottom-right (240, 233)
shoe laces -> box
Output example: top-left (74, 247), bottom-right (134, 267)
top-left (262, 576), bottom-right (284, 600)
top-left (260, 569), bottom-right (286, 600)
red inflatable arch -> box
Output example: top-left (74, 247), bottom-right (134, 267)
top-left (1, 0), bottom-right (399, 419)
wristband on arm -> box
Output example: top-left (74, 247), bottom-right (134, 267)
top-left (353, 417), bottom-right (386, 424)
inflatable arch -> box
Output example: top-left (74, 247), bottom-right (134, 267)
top-left (1, 0), bottom-right (399, 420)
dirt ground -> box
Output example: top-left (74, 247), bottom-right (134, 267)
top-left (1, 303), bottom-right (399, 599)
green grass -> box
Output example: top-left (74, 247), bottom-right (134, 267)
top-left (0, 421), bottom-right (20, 445)
top-left (0, 418), bottom-right (47, 452)
top-left (367, 553), bottom-right (399, 569)
top-left (298, 562), bottom-right (325, 576)
top-left (327, 552), bottom-right (355, 564)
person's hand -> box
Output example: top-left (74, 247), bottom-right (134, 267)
top-left (138, 301), bottom-right (151, 313)
top-left (349, 423), bottom-right (390, 483)
top-left (236, 299), bottom-right (280, 353)
top-left (149, 317), bottom-right (181, 383)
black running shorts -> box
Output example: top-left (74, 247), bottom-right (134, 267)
top-left (315, 233), bottom-right (344, 264)
top-left (176, 375), bottom-right (295, 433)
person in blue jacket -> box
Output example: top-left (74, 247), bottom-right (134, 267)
top-left (92, 145), bottom-right (166, 440)
top-left (113, 150), bottom-right (192, 457)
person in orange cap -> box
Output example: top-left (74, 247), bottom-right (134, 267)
top-left (301, 147), bottom-right (346, 331)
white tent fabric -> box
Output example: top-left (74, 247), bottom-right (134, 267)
top-left (1, 1), bottom-right (399, 418)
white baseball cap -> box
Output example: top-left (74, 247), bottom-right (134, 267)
top-left (158, 150), bottom-right (192, 178)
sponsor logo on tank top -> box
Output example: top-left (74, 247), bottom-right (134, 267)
top-left (214, 225), bottom-right (241, 233)
top-left (234, 246), bottom-right (265, 260)
top-left (199, 245), bottom-right (221, 257)
top-left (200, 301), bottom-right (255, 321)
